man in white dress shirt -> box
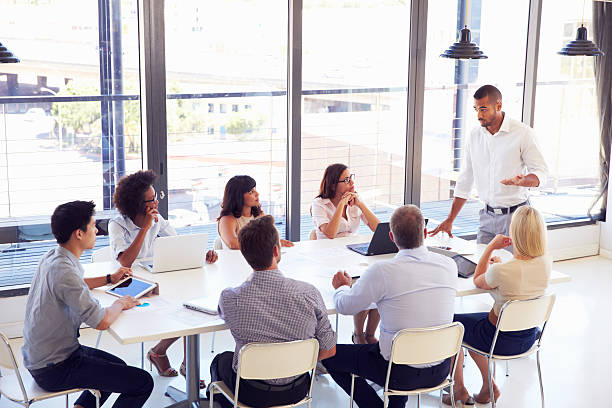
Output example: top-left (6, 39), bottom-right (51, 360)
top-left (430, 85), bottom-right (548, 244)
top-left (322, 205), bottom-right (457, 408)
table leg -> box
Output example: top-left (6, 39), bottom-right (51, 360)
top-left (165, 334), bottom-right (208, 407)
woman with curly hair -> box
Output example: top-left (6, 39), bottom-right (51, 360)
top-left (217, 175), bottom-right (293, 249)
top-left (109, 169), bottom-right (216, 387)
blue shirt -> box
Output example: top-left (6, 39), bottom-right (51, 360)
top-left (334, 245), bottom-right (457, 362)
top-left (22, 247), bottom-right (106, 370)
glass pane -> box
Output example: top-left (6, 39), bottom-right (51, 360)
top-left (301, 0), bottom-right (410, 240)
top-left (420, 0), bottom-right (530, 237)
top-left (0, 0), bottom-right (141, 286)
top-left (532, 0), bottom-right (602, 221)
top-left (164, 1), bottom-right (288, 243)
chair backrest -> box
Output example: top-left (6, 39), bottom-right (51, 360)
top-left (213, 236), bottom-right (223, 250)
top-left (91, 246), bottom-right (113, 263)
top-left (390, 322), bottom-right (464, 366)
top-left (237, 339), bottom-right (319, 380)
top-left (497, 294), bottom-right (556, 332)
top-left (309, 229), bottom-right (317, 240)
top-left (0, 331), bottom-right (28, 402)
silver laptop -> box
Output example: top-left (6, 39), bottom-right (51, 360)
top-left (139, 233), bottom-right (208, 273)
top-left (183, 296), bottom-right (219, 315)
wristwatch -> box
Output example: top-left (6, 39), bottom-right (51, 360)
top-left (106, 274), bottom-right (111, 284)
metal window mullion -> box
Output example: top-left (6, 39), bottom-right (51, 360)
top-left (405, 0), bottom-right (428, 206)
top-left (287, 0), bottom-right (302, 241)
top-left (138, 0), bottom-right (169, 218)
top-left (522, 0), bottom-right (543, 127)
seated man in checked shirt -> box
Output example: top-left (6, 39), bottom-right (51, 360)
top-left (210, 215), bottom-right (337, 408)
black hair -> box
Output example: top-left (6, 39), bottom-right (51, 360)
top-left (238, 215), bottom-right (279, 270)
top-left (51, 200), bottom-right (96, 244)
top-left (113, 170), bottom-right (157, 221)
top-left (316, 163), bottom-right (348, 200)
top-left (217, 175), bottom-right (262, 220)
top-left (474, 85), bottom-right (502, 103)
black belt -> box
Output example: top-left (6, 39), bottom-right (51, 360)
top-left (245, 373), bottom-right (309, 392)
top-left (485, 201), bottom-right (527, 215)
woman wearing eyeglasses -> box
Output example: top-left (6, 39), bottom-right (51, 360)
top-left (109, 169), bottom-right (216, 387)
top-left (217, 175), bottom-right (293, 249)
top-left (312, 163), bottom-right (380, 344)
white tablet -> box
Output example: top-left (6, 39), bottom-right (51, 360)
top-left (106, 277), bottom-right (157, 299)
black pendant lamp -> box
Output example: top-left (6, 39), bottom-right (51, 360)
top-left (0, 42), bottom-right (20, 63)
top-left (441, 26), bottom-right (488, 60)
top-left (558, 25), bottom-right (604, 56)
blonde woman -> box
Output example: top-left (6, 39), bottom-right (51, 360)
top-left (443, 206), bottom-right (551, 406)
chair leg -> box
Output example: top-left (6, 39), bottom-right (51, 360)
top-left (95, 330), bottom-right (102, 348)
top-left (65, 394), bottom-right (69, 408)
top-left (417, 393), bottom-right (421, 408)
top-left (488, 358), bottom-right (496, 408)
top-left (141, 342), bottom-right (144, 369)
top-left (211, 332), bottom-right (216, 353)
top-left (537, 350), bottom-right (545, 408)
top-left (450, 383), bottom-right (456, 408)
top-left (350, 374), bottom-right (355, 408)
top-left (505, 360), bottom-right (509, 377)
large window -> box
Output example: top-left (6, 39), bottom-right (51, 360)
top-left (0, 0), bottom-right (141, 286)
top-left (0, 0), bottom-right (142, 223)
top-left (300, 0), bottom-right (410, 240)
top-left (531, 0), bottom-right (603, 221)
top-left (164, 0), bottom-right (287, 239)
top-left (420, 0), bottom-right (530, 236)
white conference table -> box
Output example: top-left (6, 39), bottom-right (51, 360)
top-left (85, 234), bottom-right (571, 407)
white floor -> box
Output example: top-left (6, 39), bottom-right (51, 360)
top-left (2, 255), bottom-right (610, 407)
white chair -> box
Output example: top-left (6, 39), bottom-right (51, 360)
top-left (214, 237), bottom-right (224, 250)
top-left (0, 332), bottom-right (100, 408)
top-left (350, 322), bottom-right (465, 408)
top-left (91, 246), bottom-right (112, 263)
top-left (209, 339), bottom-right (319, 408)
top-left (462, 294), bottom-right (556, 408)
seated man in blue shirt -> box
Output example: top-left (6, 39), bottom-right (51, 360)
top-left (22, 201), bottom-right (154, 408)
top-left (210, 215), bottom-right (337, 408)
top-left (323, 205), bottom-right (458, 408)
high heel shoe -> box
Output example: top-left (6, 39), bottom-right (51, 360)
top-left (180, 362), bottom-right (206, 389)
top-left (146, 350), bottom-right (178, 377)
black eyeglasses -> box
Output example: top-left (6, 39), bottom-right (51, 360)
top-left (338, 174), bottom-right (355, 185)
top-left (143, 192), bottom-right (158, 203)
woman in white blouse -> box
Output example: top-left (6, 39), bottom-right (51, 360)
top-left (443, 206), bottom-right (551, 406)
top-left (312, 163), bottom-right (380, 344)
top-left (109, 170), bottom-right (216, 388)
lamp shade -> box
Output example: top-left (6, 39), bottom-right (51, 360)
top-left (441, 26), bottom-right (488, 60)
top-left (0, 42), bottom-right (20, 63)
top-left (558, 25), bottom-right (604, 56)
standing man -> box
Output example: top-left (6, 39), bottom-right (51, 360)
top-left (430, 85), bottom-right (548, 244)
top-left (22, 201), bottom-right (153, 408)
top-left (322, 205), bottom-right (457, 408)
top-left (210, 215), bottom-right (337, 407)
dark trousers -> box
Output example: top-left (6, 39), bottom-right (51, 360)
top-left (29, 345), bottom-right (153, 408)
top-left (209, 351), bottom-right (310, 408)
top-left (322, 343), bottom-right (451, 408)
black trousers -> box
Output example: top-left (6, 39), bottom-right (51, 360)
top-left (209, 351), bottom-right (310, 408)
top-left (322, 343), bottom-right (451, 408)
top-left (29, 345), bottom-right (153, 408)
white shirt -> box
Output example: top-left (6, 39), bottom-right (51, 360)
top-left (333, 246), bottom-right (457, 363)
top-left (108, 214), bottom-right (176, 261)
top-left (485, 254), bottom-right (552, 316)
top-left (311, 197), bottom-right (368, 239)
top-left (454, 115), bottom-right (548, 207)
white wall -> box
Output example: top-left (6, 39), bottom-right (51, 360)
top-left (0, 295), bottom-right (28, 338)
